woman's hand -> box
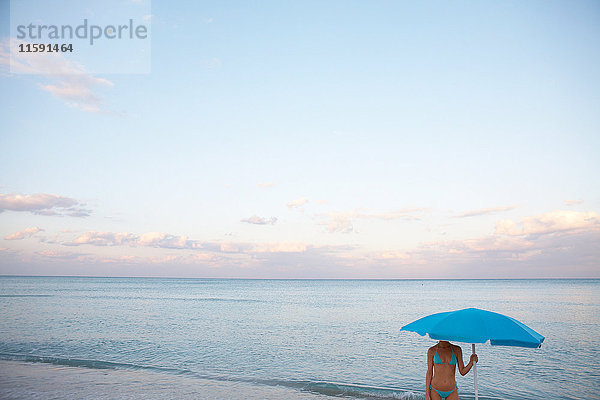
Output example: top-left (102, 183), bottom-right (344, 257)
top-left (425, 393), bottom-right (431, 400)
top-left (470, 354), bottom-right (478, 364)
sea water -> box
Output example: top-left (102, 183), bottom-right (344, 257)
top-left (0, 277), bottom-right (598, 399)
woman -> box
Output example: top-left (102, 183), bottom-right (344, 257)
top-left (425, 340), bottom-right (478, 400)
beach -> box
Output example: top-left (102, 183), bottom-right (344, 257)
top-left (1, 277), bottom-right (598, 399)
top-left (0, 360), bottom-right (341, 400)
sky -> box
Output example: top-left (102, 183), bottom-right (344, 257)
top-left (0, 0), bottom-right (599, 278)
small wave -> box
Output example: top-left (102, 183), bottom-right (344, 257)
top-left (0, 353), bottom-right (186, 374)
top-left (188, 297), bottom-right (265, 303)
top-left (272, 380), bottom-right (423, 399)
top-left (284, 382), bottom-right (500, 400)
top-left (0, 352), bottom-right (424, 399)
top-left (1, 354), bottom-right (502, 400)
top-left (74, 295), bottom-right (266, 303)
top-left (0, 353), bottom-right (503, 399)
top-left (0, 294), bottom-right (53, 298)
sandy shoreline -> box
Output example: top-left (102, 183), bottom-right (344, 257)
top-left (0, 360), bottom-right (337, 400)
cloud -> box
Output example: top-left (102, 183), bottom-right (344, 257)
top-left (419, 229), bottom-right (598, 275)
top-left (8, 240), bottom-right (359, 278)
top-left (241, 244), bottom-right (360, 278)
top-left (495, 210), bottom-right (600, 236)
top-left (453, 205), bottom-right (519, 218)
top-left (321, 208), bottom-right (427, 233)
top-left (257, 182), bottom-right (276, 188)
top-left (241, 215), bottom-right (277, 225)
top-left (67, 231), bottom-right (137, 246)
top-left (253, 242), bottom-right (307, 253)
top-left (371, 209), bottom-right (599, 277)
top-left (324, 211), bottom-right (356, 233)
top-left (287, 197), bottom-right (309, 209)
top-left (372, 251), bottom-right (411, 260)
top-left (0, 193), bottom-right (91, 217)
top-left (0, 39), bottom-right (113, 113)
top-left (191, 253), bottom-right (216, 262)
top-left (40, 78), bottom-right (112, 113)
top-left (61, 230), bottom-right (311, 257)
top-left (35, 249), bottom-right (89, 261)
top-left (0, 247), bottom-right (17, 253)
top-left (434, 236), bottom-right (537, 256)
top-left (65, 231), bottom-right (198, 249)
top-left (4, 227), bottom-right (43, 240)
top-left (136, 232), bottom-right (194, 249)
top-left (564, 199), bottom-right (584, 206)
top-left (20, 207), bottom-right (597, 278)
top-left (368, 209), bottom-right (427, 220)
top-left (6, 211), bottom-right (598, 278)
top-left (218, 242), bottom-right (250, 253)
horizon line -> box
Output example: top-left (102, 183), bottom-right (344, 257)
top-left (1, 274), bottom-right (598, 281)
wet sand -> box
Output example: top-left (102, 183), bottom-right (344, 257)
top-left (0, 360), bottom-right (335, 400)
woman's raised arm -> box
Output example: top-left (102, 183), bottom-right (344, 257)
top-left (456, 345), bottom-right (478, 376)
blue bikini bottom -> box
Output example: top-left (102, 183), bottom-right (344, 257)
top-left (430, 385), bottom-right (458, 399)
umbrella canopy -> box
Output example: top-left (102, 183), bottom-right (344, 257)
top-left (401, 308), bottom-right (544, 400)
top-left (401, 307), bottom-right (544, 348)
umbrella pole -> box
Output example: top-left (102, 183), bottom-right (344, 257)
top-left (472, 343), bottom-right (478, 400)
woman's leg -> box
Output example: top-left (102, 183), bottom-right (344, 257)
top-left (446, 387), bottom-right (459, 400)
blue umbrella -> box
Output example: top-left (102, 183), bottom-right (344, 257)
top-left (401, 308), bottom-right (544, 399)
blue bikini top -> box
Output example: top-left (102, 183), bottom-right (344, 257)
top-left (433, 344), bottom-right (457, 365)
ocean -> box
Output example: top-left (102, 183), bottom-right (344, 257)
top-left (0, 277), bottom-right (598, 399)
